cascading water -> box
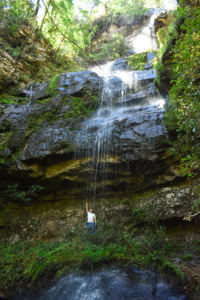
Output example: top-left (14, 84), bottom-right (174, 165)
top-left (15, 267), bottom-right (187, 300)
top-left (72, 6), bottom-right (174, 203)
top-left (74, 64), bottom-right (164, 202)
top-left (11, 3), bottom-right (190, 300)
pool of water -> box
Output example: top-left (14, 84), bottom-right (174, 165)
top-left (11, 267), bottom-right (188, 300)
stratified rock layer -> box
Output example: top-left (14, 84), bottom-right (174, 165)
top-left (0, 57), bottom-right (193, 242)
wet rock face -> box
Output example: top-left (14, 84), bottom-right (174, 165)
top-left (116, 83), bottom-right (157, 105)
top-left (75, 104), bottom-right (166, 155)
top-left (28, 71), bottom-right (102, 101)
top-left (154, 11), bottom-right (173, 99)
top-left (0, 58), bottom-right (186, 242)
top-left (1, 176), bottom-right (199, 243)
top-left (91, 9), bottom-right (154, 54)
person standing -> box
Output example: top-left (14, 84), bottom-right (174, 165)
top-left (86, 202), bottom-right (96, 234)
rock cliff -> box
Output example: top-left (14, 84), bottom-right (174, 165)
top-left (0, 4), bottom-right (199, 246)
top-left (0, 51), bottom-right (196, 243)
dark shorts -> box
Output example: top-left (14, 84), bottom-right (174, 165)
top-left (87, 222), bottom-right (95, 234)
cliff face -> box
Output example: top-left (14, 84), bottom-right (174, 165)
top-left (0, 24), bottom-right (68, 93)
top-left (0, 52), bottom-right (197, 243)
top-left (0, 4), bottom-right (199, 245)
top-left (91, 11), bottom-right (153, 54)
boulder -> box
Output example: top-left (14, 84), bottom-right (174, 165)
top-left (28, 71), bottom-right (103, 102)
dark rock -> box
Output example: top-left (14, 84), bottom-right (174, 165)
top-left (29, 81), bottom-right (50, 101)
top-left (111, 59), bottom-right (131, 71)
top-left (0, 105), bottom-right (28, 132)
top-left (147, 52), bottom-right (155, 61)
top-left (116, 82), bottom-right (157, 105)
top-left (7, 130), bottom-right (26, 152)
top-left (116, 90), bottom-right (147, 105)
top-left (0, 148), bottom-right (11, 157)
top-left (146, 82), bottom-right (157, 96)
top-left (125, 49), bottom-right (135, 57)
top-left (131, 69), bottom-right (156, 83)
top-left (27, 71), bottom-right (103, 102)
top-left (145, 62), bottom-right (152, 70)
top-left (98, 109), bottom-right (112, 118)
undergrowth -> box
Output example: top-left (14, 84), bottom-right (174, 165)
top-left (0, 217), bottom-right (185, 292)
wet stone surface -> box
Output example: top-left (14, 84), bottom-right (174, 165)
top-left (10, 268), bottom-right (188, 300)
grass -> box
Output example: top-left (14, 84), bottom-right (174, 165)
top-left (0, 219), bottom-right (185, 292)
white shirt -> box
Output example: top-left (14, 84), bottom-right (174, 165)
top-left (87, 211), bottom-right (96, 223)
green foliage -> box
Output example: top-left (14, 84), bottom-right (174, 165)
top-left (157, 27), bottom-right (169, 47)
top-left (3, 44), bottom-right (22, 57)
top-left (163, 242), bottom-right (184, 253)
top-left (0, 94), bottom-right (18, 105)
top-left (5, 184), bottom-right (45, 203)
top-left (94, 34), bottom-right (128, 60)
top-left (0, 217), bottom-right (185, 290)
top-left (128, 52), bottom-right (148, 70)
top-left (182, 253), bottom-right (192, 261)
top-left (163, 242), bottom-right (177, 253)
top-left (84, 0), bottom-right (148, 19)
top-left (184, 186), bottom-right (200, 220)
top-left (47, 75), bottom-right (60, 94)
top-left (65, 95), bottom-right (99, 121)
top-left (161, 258), bottom-right (184, 279)
top-left (163, 3), bottom-right (200, 176)
top-left (0, 158), bottom-right (5, 164)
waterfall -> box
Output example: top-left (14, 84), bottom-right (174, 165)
top-left (72, 6), bottom-right (179, 204)
top-left (74, 59), bottom-right (165, 203)
top-left (35, 268), bottom-right (187, 300)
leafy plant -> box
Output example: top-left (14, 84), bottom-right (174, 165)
top-left (3, 44), bottom-right (22, 57)
top-left (182, 253), bottom-right (192, 261)
top-left (94, 34), bottom-right (128, 60)
top-left (5, 183), bottom-right (45, 203)
top-left (163, 2), bottom-right (200, 176)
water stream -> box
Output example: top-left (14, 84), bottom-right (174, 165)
top-left (13, 267), bottom-right (187, 300)
top-left (13, 3), bottom-right (188, 300)
top-left (74, 11), bottom-right (165, 202)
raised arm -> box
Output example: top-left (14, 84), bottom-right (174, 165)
top-left (86, 202), bottom-right (88, 213)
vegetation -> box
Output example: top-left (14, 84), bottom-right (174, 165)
top-left (154, 0), bottom-right (200, 178)
top-left (128, 51), bottom-right (157, 70)
top-left (0, 217), bottom-right (184, 292)
top-left (0, 94), bottom-right (19, 105)
top-left (128, 52), bottom-right (147, 70)
top-left (182, 253), bottom-right (192, 261)
top-left (93, 34), bottom-right (129, 60)
top-left (0, 0), bottom-right (164, 71)
top-left (5, 184), bottom-right (45, 203)
top-left (153, 0), bottom-right (200, 224)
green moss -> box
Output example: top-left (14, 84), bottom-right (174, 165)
top-left (127, 51), bottom-right (158, 71)
top-left (182, 253), bottom-right (192, 261)
top-left (0, 94), bottom-right (18, 105)
top-left (64, 95), bottom-right (99, 122)
top-left (37, 91), bottom-right (59, 104)
top-left (128, 53), bottom-right (147, 70)
top-left (47, 74), bottom-right (60, 94)
top-left (157, 27), bottom-right (169, 47)
top-left (161, 258), bottom-right (184, 280)
top-left (163, 242), bottom-right (184, 253)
